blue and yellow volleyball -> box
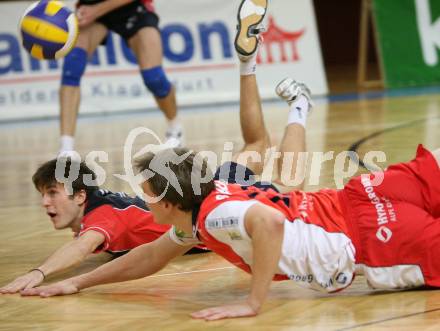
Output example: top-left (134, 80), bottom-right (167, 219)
top-left (19, 0), bottom-right (78, 60)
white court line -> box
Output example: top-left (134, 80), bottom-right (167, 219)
top-left (149, 266), bottom-right (235, 278)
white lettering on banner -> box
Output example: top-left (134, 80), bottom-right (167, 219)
top-left (416, 0), bottom-right (440, 66)
top-left (360, 175), bottom-right (397, 243)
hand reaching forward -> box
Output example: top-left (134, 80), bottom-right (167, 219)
top-left (0, 270), bottom-right (44, 294)
top-left (20, 280), bottom-right (79, 298)
top-left (190, 302), bottom-right (258, 321)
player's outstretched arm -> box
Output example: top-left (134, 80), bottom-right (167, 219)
top-left (0, 231), bottom-right (104, 294)
top-left (191, 204), bottom-right (284, 321)
top-left (20, 231), bottom-right (193, 298)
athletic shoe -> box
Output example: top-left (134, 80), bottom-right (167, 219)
top-left (234, 0), bottom-right (268, 60)
top-left (275, 77), bottom-right (314, 109)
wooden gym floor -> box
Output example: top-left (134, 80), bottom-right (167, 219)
top-left (1, 87), bottom-right (440, 330)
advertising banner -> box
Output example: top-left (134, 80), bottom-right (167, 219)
top-left (373, 0), bottom-right (440, 88)
top-left (0, 0), bottom-right (327, 121)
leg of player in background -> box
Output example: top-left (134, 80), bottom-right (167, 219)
top-left (273, 79), bottom-right (313, 191)
top-left (231, 0), bottom-right (313, 187)
top-left (128, 27), bottom-right (182, 146)
top-left (59, 23), bottom-right (108, 153)
top-left (231, 49), bottom-right (271, 176)
top-left (230, 0), bottom-right (270, 177)
top-left (232, 43), bottom-right (313, 187)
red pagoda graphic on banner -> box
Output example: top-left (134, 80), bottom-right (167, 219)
top-left (257, 16), bottom-right (305, 64)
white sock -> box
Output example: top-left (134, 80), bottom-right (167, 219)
top-left (60, 135), bottom-right (75, 152)
top-left (287, 95), bottom-right (310, 128)
top-left (60, 135), bottom-right (74, 152)
top-left (166, 117), bottom-right (182, 132)
top-left (240, 55), bottom-right (257, 76)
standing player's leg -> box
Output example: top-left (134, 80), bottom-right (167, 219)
top-left (273, 79), bottom-right (313, 191)
top-left (128, 27), bottom-right (182, 145)
top-left (231, 0), bottom-right (270, 177)
top-left (59, 23), bottom-right (108, 153)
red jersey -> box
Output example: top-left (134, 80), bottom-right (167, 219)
top-left (79, 189), bottom-right (169, 254)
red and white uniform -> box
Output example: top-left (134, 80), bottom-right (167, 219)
top-left (169, 145), bottom-right (440, 292)
top-left (340, 145), bottom-right (440, 289)
top-left (170, 183), bottom-right (356, 292)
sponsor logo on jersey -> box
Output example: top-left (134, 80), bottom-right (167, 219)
top-left (376, 225), bottom-right (393, 243)
top-left (206, 217), bottom-right (239, 229)
top-left (206, 217), bottom-right (242, 240)
top-left (361, 174), bottom-right (397, 243)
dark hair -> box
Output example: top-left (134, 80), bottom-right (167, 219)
top-left (135, 147), bottom-right (215, 211)
top-left (32, 158), bottom-right (99, 197)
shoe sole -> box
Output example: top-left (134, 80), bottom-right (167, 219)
top-left (234, 0), bottom-right (268, 57)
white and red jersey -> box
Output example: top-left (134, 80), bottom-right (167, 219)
top-left (169, 181), bottom-right (356, 293)
top-left (169, 146), bottom-right (440, 292)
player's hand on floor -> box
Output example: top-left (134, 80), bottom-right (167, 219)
top-left (0, 270), bottom-right (44, 294)
top-left (190, 302), bottom-right (258, 321)
top-left (20, 280), bottom-right (79, 298)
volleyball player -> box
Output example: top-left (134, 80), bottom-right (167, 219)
top-left (59, 0), bottom-right (182, 153)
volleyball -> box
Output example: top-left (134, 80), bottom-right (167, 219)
top-left (19, 0), bottom-right (78, 60)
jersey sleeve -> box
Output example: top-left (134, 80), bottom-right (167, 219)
top-left (204, 200), bottom-right (258, 242)
top-left (79, 205), bottom-right (121, 253)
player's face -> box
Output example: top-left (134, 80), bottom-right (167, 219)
top-left (141, 181), bottom-right (169, 225)
top-left (40, 184), bottom-right (83, 229)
